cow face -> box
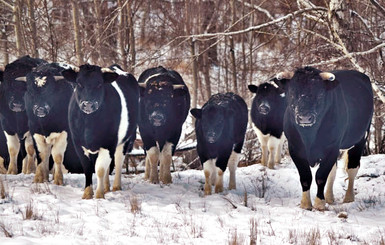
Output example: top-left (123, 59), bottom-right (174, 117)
top-left (5, 80), bottom-right (27, 112)
top-left (140, 81), bottom-right (185, 127)
top-left (62, 65), bottom-right (118, 114)
top-left (277, 67), bottom-right (337, 127)
top-left (191, 106), bottom-right (229, 144)
top-left (24, 67), bottom-right (64, 118)
top-left (249, 83), bottom-right (284, 116)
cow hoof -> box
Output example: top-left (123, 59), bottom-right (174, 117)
top-left (343, 196), bottom-right (355, 203)
top-left (313, 197), bottom-right (326, 211)
top-left (82, 187), bottom-right (94, 199)
top-left (104, 187), bottom-right (110, 193)
top-left (267, 164), bottom-right (274, 170)
top-left (204, 184), bottom-right (212, 195)
top-left (95, 191), bottom-right (105, 199)
top-left (112, 186), bottom-right (121, 192)
top-left (54, 178), bottom-right (63, 186)
top-left (228, 183), bottom-right (236, 190)
top-left (161, 175), bottom-right (172, 184)
top-left (7, 167), bottom-right (17, 175)
top-left (215, 185), bottom-right (223, 193)
top-left (325, 196), bottom-right (335, 205)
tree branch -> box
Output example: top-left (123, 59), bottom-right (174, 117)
top-left (370, 0), bottom-right (385, 17)
top-left (0, 0), bottom-right (13, 10)
top-left (179, 7), bottom-right (327, 39)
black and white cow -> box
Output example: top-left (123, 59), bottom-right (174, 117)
top-left (275, 67), bottom-right (373, 210)
top-left (249, 82), bottom-right (287, 169)
top-left (62, 64), bottom-right (138, 199)
top-left (0, 69), bottom-right (9, 174)
top-left (0, 55), bottom-right (46, 174)
top-left (21, 62), bottom-right (83, 184)
top-left (190, 93), bottom-right (248, 195)
top-left (138, 66), bottom-right (190, 184)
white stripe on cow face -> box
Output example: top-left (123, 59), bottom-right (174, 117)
top-left (111, 82), bottom-right (129, 146)
top-left (143, 72), bottom-right (164, 84)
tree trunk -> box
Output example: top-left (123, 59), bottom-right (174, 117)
top-left (43, 0), bottom-right (57, 62)
top-left (203, 52), bottom-right (211, 100)
top-left (1, 29), bottom-right (9, 64)
top-left (117, 0), bottom-right (128, 70)
top-left (13, 0), bottom-right (24, 56)
top-left (127, 1), bottom-right (136, 73)
top-left (230, 0), bottom-right (238, 94)
top-left (28, 0), bottom-right (38, 58)
top-left (71, 0), bottom-right (84, 65)
top-left (190, 39), bottom-right (198, 109)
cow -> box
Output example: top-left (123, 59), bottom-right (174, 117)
top-left (249, 82), bottom-right (287, 169)
top-left (137, 66), bottom-right (190, 184)
top-left (0, 69), bottom-right (9, 174)
top-left (19, 62), bottom-right (83, 184)
top-left (0, 55), bottom-right (46, 175)
top-left (275, 67), bottom-right (373, 210)
top-left (190, 92), bottom-right (248, 195)
top-left (62, 64), bottom-right (139, 199)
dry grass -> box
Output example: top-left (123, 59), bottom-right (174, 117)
top-left (228, 228), bottom-right (245, 245)
top-left (289, 228), bottom-right (321, 245)
top-left (0, 176), bottom-right (8, 199)
top-left (250, 218), bottom-right (258, 245)
top-left (22, 201), bottom-right (42, 220)
top-left (129, 194), bottom-right (142, 214)
top-left (0, 221), bottom-right (12, 238)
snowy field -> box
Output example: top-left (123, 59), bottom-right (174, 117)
top-left (0, 154), bottom-right (384, 244)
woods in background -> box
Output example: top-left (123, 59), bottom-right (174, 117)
top-left (0, 0), bottom-right (384, 154)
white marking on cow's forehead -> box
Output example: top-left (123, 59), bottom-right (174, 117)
top-left (143, 72), bottom-right (165, 84)
top-left (35, 76), bottom-right (47, 87)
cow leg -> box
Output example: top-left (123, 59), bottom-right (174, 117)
top-left (82, 158), bottom-right (94, 199)
top-left (23, 132), bottom-right (36, 174)
top-left (159, 142), bottom-right (173, 184)
top-left (112, 144), bottom-right (124, 191)
top-left (5, 132), bottom-right (20, 175)
top-left (290, 150), bottom-right (313, 210)
top-left (314, 151), bottom-right (339, 211)
top-left (95, 148), bottom-right (112, 199)
top-left (146, 146), bottom-right (160, 184)
top-left (267, 136), bottom-right (280, 169)
top-left (275, 135), bottom-right (285, 164)
top-left (50, 132), bottom-right (68, 185)
top-left (228, 151), bottom-right (239, 190)
top-left (203, 159), bottom-right (216, 195)
top-left (33, 134), bottom-right (51, 183)
top-left (215, 167), bottom-right (224, 193)
top-left (104, 165), bottom-right (110, 193)
top-left (325, 163), bottom-right (337, 204)
top-left (0, 157), bottom-right (6, 174)
top-left (343, 137), bottom-right (365, 203)
top-left (255, 128), bottom-right (269, 166)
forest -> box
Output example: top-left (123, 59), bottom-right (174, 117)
top-left (1, 0), bottom-right (385, 155)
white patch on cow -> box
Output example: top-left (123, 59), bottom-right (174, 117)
top-left (159, 142), bottom-right (173, 184)
top-left (325, 164), bottom-right (337, 204)
top-left (146, 146), bottom-right (160, 183)
top-left (82, 146), bottom-right (99, 158)
top-left (111, 82), bottom-right (129, 146)
top-left (280, 93), bottom-right (285, 98)
top-left (4, 132), bottom-right (20, 174)
top-left (95, 148), bottom-right (112, 198)
top-left (33, 133), bottom-right (50, 182)
top-left (57, 63), bottom-right (76, 70)
top-left (227, 151), bottom-right (239, 190)
top-left (23, 131), bottom-right (36, 174)
top-left (343, 151), bottom-right (359, 203)
top-left (301, 190), bottom-right (312, 210)
top-left (112, 144), bottom-right (124, 191)
top-left (35, 76), bottom-right (47, 87)
top-left (203, 159), bottom-right (217, 195)
top-left (253, 126), bottom-right (269, 166)
top-left (143, 72), bottom-right (164, 84)
top-left (51, 131), bottom-right (69, 180)
top-left (110, 66), bottom-right (128, 76)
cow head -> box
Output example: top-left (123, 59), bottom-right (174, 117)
top-left (62, 64), bottom-right (118, 114)
top-left (248, 82), bottom-right (284, 116)
top-left (21, 63), bottom-right (65, 118)
top-left (276, 67), bottom-right (337, 127)
top-left (191, 105), bottom-right (231, 144)
top-left (139, 80), bottom-right (185, 127)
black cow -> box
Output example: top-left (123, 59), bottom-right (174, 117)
top-left (0, 69), bottom-right (9, 174)
top-left (62, 64), bottom-right (138, 199)
top-left (190, 93), bottom-right (248, 195)
top-left (249, 82), bottom-right (287, 169)
top-left (21, 62), bottom-right (83, 184)
top-left (275, 67), bottom-right (373, 210)
top-left (0, 55), bottom-right (46, 174)
top-left (138, 66), bottom-right (190, 184)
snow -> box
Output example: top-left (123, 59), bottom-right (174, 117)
top-left (1, 154), bottom-right (385, 244)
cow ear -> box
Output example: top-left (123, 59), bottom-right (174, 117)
top-left (61, 69), bottom-right (78, 83)
top-left (190, 108), bottom-right (202, 119)
top-left (102, 72), bottom-right (119, 83)
top-left (248, 85), bottom-right (258, 93)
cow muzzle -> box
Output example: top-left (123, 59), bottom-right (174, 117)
top-left (9, 101), bottom-right (25, 112)
top-left (33, 104), bottom-right (51, 118)
top-left (258, 102), bottom-right (270, 115)
top-left (295, 112), bottom-right (317, 127)
top-left (79, 100), bottom-right (100, 114)
top-left (149, 111), bottom-right (166, 127)
top-left (205, 131), bottom-right (218, 144)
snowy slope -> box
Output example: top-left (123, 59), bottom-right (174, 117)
top-left (0, 154), bottom-right (384, 244)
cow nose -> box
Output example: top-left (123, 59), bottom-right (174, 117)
top-left (150, 111), bottom-right (165, 126)
top-left (33, 104), bottom-right (50, 118)
top-left (80, 101), bottom-right (98, 114)
top-left (10, 101), bottom-right (25, 112)
top-left (296, 113), bottom-right (316, 126)
top-left (258, 103), bottom-right (270, 115)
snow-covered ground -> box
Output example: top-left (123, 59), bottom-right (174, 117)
top-left (0, 154), bottom-right (384, 244)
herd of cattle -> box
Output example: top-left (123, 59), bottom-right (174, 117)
top-left (0, 55), bottom-right (374, 211)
